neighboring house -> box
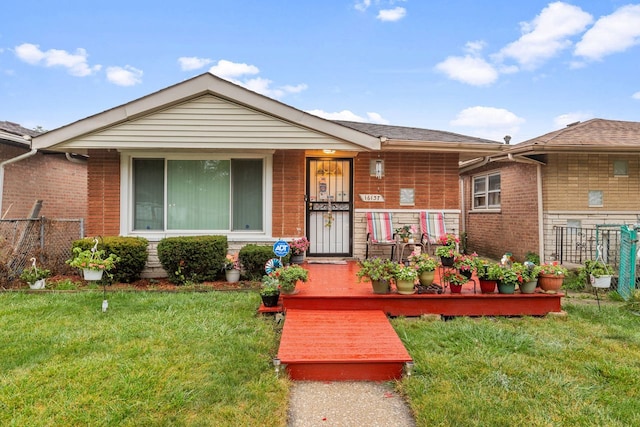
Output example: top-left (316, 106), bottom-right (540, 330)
top-left (460, 119), bottom-right (640, 264)
top-left (32, 73), bottom-right (502, 276)
top-left (0, 121), bottom-right (87, 219)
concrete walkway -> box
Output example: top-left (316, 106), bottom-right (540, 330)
top-left (288, 381), bottom-right (416, 427)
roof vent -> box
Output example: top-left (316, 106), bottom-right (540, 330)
top-left (566, 121), bottom-right (581, 127)
top-left (503, 135), bottom-right (511, 144)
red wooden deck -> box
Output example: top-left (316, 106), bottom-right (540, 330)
top-left (269, 261), bottom-right (564, 317)
top-left (270, 261), bottom-right (564, 381)
top-left (278, 309), bottom-right (411, 381)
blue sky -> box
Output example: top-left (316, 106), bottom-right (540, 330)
top-left (1, 0), bottom-right (639, 143)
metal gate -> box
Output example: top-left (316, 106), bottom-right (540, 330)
top-left (618, 225), bottom-right (637, 301)
top-left (306, 158), bottom-right (352, 256)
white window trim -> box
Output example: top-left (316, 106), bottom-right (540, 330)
top-left (472, 172), bottom-right (501, 211)
top-left (120, 151), bottom-right (273, 239)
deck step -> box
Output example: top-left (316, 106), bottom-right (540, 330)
top-left (277, 309), bottom-right (412, 381)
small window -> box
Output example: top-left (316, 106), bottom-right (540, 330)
top-left (613, 160), bottom-right (628, 177)
top-left (588, 190), bottom-right (603, 207)
top-left (473, 173), bottom-right (500, 209)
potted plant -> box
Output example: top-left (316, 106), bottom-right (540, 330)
top-left (67, 242), bottom-right (119, 281)
top-left (454, 252), bottom-right (477, 279)
top-left (20, 258), bottom-right (51, 290)
top-left (474, 258), bottom-right (501, 293)
top-left (260, 274), bottom-right (280, 307)
top-left (538, 262), bottom-right (568, 292)
top-left (516, 262), bottom-right (541, 294)
top-left (394, 263), bottom-right (417, 294)
top-left (395, 225), bottom-right (417, 243)
top-left (356, 257), bottom-right (397, 294)
top-left (272, 264), bottom-right (308, 294)
top-left (407, 251), bottom-right (437, 286)
top-left (582, 259), bottom-right (615, 289)
top-left (495, 265), bottom-right (522, 294)
top-left (435, 233), bottom-right (459, 266)
top-left (290, 237), bottom-right (310, 264)
top-left (222, 253), bottom-right (241, 283)
top-left (442, 269), bottom-right (467, 293)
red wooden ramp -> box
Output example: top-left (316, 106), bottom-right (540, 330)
top-left (277, 309), bottom-right (412, 381)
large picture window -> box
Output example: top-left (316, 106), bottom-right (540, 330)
top-left (473, 173), bottom-right (500, 209)
top-left (133, 157), bottom-right (263, 231)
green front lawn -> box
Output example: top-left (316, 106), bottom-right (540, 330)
top-left (393, 301), bottom-right (640, 426)
top-left (2, 290), bottom-right (640, 426)
top-left (0, 291), bottom-right (288, 426)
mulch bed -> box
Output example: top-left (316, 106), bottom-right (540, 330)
top-left (2, 275), bottom-right (261, 292)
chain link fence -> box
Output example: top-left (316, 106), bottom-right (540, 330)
top-left (0, 217), bottom-right (84, 285)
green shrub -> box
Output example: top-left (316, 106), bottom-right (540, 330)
top-left (157, 236), bottom-right (227, 284)
top-left (71, 237), bottom-right (148, 283)
top-left (239, 244), bottom-right (290, 280)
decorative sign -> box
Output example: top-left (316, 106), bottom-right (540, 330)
top-left (273, 240), bottom-right (290, 257)
top-left (359, 194), bottom-right (385, 202)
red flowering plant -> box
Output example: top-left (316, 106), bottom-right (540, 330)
top-left (454, 252), bottom-right (478, 273)
top-left (438, 233), bottom-right (460, 247)
top-left (290, 237), bottom-right (310, 256)
top-left (442, 270), bottom-right (468, 286)
top-left (539, 262), bottom-right (568, 276)
top-left (222, 253), bottom-right (241, 271)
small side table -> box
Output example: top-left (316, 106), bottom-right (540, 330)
top-left (396, 241), bottom-right (426, 264)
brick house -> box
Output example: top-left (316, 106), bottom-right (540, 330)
top-left (32, 73), bottom-right (501, 276)
top-left (0, 121), bottom-right (87, 219)
top-left (460, 119), bottom-right (640, 264)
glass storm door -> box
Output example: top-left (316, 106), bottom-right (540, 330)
top-left (306, 158), bottom-right (353, 256)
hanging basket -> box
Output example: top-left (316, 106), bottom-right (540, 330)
top-left (83, 269), bottom-right (104, 281)
top-left (590, 275), bottom-right (612, 289)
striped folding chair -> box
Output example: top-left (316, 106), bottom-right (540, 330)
top-left (365, 212), bottom-right (397, 259)
top-left (420, 211), bottom-right (447, 255)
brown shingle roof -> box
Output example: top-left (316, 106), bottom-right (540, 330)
top-left (333, 120), bottom-right (499, 144)
top-left (511, 118), bottom-right (640, 152)
top-left (0, 121), bottom-right (41, 138)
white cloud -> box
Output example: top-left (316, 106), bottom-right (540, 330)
top-left (209, 59), bottom-right (259, 79)
top-left (633, 91), bottom-right (640, 100)
top-left (14, 43), bottom-right (101, 77)
top-left (574, 4), bottom-right (640, 61)
top-left (435, 55), bottom-right (498, 86)
top-left (377, 7), bottom-right (406, 22)
top-left (450, 106), bottom-right (525, 140)
top-left (178, 56), bottom-right (213, 71)
top-left (354, 0), bottom-right (371, 12)
top-left (553, 112), bottom-right (593, 128)
top-left (209, 59), bottom-right (307, 99)
top-left (496, 2), bottom-right (593, 70)
top-left (307, 109), bottom-right (389, 124)
top-left (106, 65), bottom-right (143, 86)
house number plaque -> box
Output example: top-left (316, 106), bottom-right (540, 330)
top-left (359, 194), bottom-right (385, 202)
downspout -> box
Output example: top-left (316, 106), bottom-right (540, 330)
top-left (0, 136), bottom-right (38, 217)
top-left (537, 164), bottom-right (545, 263)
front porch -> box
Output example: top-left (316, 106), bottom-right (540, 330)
top-left (263, 261), bottom-right (564, 317)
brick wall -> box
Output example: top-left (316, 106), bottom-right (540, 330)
top-left (544, 154), bottom-right (640, 210)
top-left (87, 149), bottom-right (120, 237)
top-left (353, 152), bottom-right (460, 209)
top-left (1, 145), bottom-right (87, 219)
top-left (463, 162), bottom-right (539, 261)
top-left (272, 150), bottom-right (305, 237)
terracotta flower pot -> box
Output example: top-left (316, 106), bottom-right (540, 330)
top-left (538, 273), bottom-right (564, 292)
